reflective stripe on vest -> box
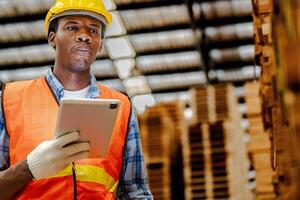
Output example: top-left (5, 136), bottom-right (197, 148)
top-left (2, 77), bottom-right (131, 199)
top-left (50, 164), bottom-right (119, 192)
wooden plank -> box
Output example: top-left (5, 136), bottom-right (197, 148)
top-left (252, 0), bottom-right (273, 14)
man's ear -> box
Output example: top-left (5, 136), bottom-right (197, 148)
top-left (98, 41), bottom-right (103, 53)
top-left (48, 32), bottom-right (56, 49)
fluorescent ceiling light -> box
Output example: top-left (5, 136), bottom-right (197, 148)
top-left (91, 60), bottom-right (117, 77)
top-left (119, 5), bottom-right (189, 31)
top-left (241, 66), bottom-right (261, 76)
top-left (136, 51), bottom-right (201, 73)
top-left (210, 45), bottom-right (254, 64)
top-left (147, 71), bottom-right (206, 91)
top-left (123, 76), bottom-right (151, 96)
top-left (0, 67), bottom-right (49, 83)
top-left (105, 37), bottom-right (136, 59)
top-left (132, 94), bottom-right (156, 114)
top-left (106, 12), bottom-right (126, 37)
top-left (114, 59), bottom-right (135, 79)
top-left (130, 29), bottom-right (198, 53)
top-left (0, 44), bottom-right (55, 65)
top-left (0, 20), bottom-right (45, 43)
top-left (214, 66), bottom-right (261, 81)
top-left (99, 79), bottom-right (125, 92)
top-left (205, 22), bottom-right (253, 42)
top-left (238, 45), bottom-right (255, 60)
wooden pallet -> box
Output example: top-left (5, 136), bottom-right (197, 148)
top-left (192, 86), bottom-right (212, 123)
top-left (191, 84), bottom-right (240, 124)
top-left (138, 105), bottom-right (176, 200)
top-left (252, 0), bottom-right (300, 198)
top-left (252, 0), bottom-right (273, 14)
top-left (139, 102), bottom-right (188, 200)
top-left (251, 149), bottom-right (274, 195)
top-left (147, 159), bottom-right (171, 200)
top-left (182, 120), bottom-right (251, 200)
top-left (182, 123), bottom-right (207, 200)
top-left (245, 82), bottom-right (262, 116)
top-left (139, 105), bottom-right (176, 161)
top-left (244, 81), bottom-right (275, 199)
top-left (161, 101), bottom-right (186, 142)
top-left (210, 121), bottom-right (251, 200)
top-left (247, 117), bottom-right (271, 152)
top-left (186, 83), bottom-right (252, 199)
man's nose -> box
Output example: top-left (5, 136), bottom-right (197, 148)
top-left (76, 30), bottom-right (91, 43)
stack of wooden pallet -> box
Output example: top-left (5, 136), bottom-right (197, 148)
top-left (272, 1), bottom-right (300, 199)
top-left (182, 84), bottom-right (251, 200)
top-left (252, 0), bottom-right (276, 121)
top-left (209, 121), bottom-right (250, 200)
top-left (245, 82), bottom-right (275, 199)
top-left (252, 1), bottom-right (278, 198)
top-left (160, 101), bottom-right (187, 199)
top-left (252, 0), bottom-right (300, 198)
top-left (138, 102), bottom-right (186, 199)
top-left (139, 105), bottom-right (174, 199)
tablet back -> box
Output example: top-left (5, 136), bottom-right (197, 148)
top-left (55, 98), bottom-right (120, 158)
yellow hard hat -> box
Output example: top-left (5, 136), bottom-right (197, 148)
top-left (45, 0), bottom-right (112, 34)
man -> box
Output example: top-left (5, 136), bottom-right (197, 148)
top-left (0, 0), bottom-right (153, 199)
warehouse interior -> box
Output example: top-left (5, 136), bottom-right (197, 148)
top-left (1, 0), bottom-right (300, 199)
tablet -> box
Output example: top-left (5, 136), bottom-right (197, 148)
top-left (55, 98), bottom-right (120, 158)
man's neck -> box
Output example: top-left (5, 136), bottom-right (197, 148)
top-left (53, 67), bottom-right (90, 91)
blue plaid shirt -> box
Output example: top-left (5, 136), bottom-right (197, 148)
top-left (0, 69), bottom-right (153, 199)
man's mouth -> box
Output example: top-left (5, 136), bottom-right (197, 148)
top-left (73, 47), bottom-right (92, 55)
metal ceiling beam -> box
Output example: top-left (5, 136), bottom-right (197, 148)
top-left (183, 0), bottom-right (211, 84)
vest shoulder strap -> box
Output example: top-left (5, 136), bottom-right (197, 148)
top-left (4, 78), bottom-right (46, 99)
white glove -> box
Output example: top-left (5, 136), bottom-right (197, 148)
top-left (26, 131), bottom-right (90, 180)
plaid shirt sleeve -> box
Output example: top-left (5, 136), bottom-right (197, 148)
top-left (0, 92), bottom-right (10, 171)
top-left (117, 109), bottom-right (153, 199)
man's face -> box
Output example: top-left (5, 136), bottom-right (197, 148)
top-left (49, 15), bottom-right (102, 73)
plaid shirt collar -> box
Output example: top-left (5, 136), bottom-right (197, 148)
top-left (45, 68), bottom-right (100, 102)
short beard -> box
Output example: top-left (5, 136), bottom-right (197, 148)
top-left (70, 58), bottom-right (91, 72)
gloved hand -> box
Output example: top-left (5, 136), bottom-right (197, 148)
top-left (26, 131), bottom-right (89, 180)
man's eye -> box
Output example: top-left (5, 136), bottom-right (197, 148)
top-left (90, 28), bottom-right (98, 35)
top-left (67, 26), bottom-right (78, 31)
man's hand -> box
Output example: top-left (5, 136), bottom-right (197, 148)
top-left (26, 131), bottom-right (89, 180)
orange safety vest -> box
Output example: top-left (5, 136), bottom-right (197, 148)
top-left (2, 77), bottom-right (131, 200)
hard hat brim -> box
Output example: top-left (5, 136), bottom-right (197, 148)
top-left (45, 8), bottom-right (112, 35)
top-left (50, 10), bottom-right (108, 26)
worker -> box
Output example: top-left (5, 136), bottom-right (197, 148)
top-left (0, 0), bottom-right (153, 199)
